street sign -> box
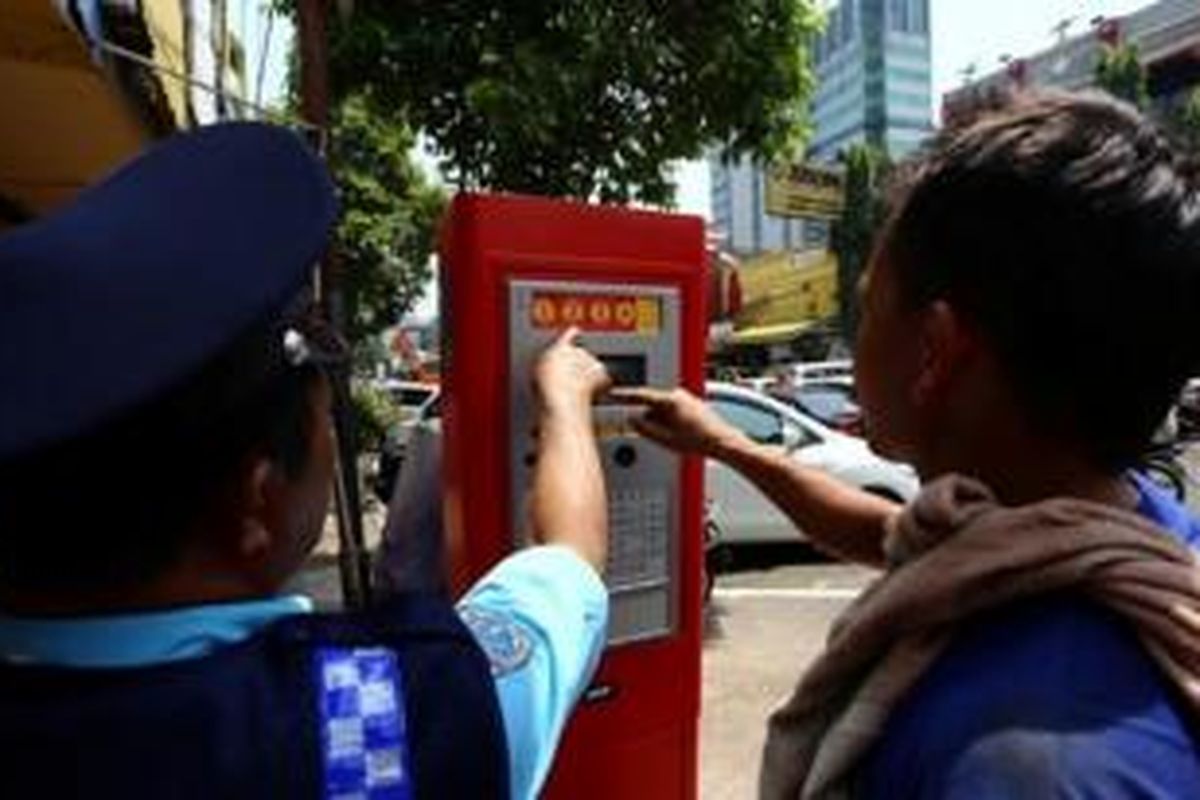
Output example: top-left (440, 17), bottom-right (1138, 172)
top-left (764, 162), bottom-right (845, 219)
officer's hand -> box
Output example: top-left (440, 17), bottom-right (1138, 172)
top-left (608, 386), bottom-right (750, 459)
top-left (534, 327), bottom-right (611, 417)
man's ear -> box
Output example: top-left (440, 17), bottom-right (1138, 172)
top-left (911, 300), bottom-right (975, 411)
top-left (237, 456), bottom-right (285, 564)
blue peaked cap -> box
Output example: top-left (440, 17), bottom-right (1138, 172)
top-left (0, 123), bottom-right (338, 461)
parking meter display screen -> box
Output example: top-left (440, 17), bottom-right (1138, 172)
top-left (600, 354), bottom-right (646, 387)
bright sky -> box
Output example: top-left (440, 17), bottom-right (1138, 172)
top-left (930, 0), bottom-right (1149, 101)
top-left (674, 0), bottom-right (1153, 218)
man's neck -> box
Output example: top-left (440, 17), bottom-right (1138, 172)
top-left (977, 464), bottom-right (1136, 509)
top-left (0, 571), bottom-right (270, 619)
top-left (920, 431), bottom-right (1137, 511)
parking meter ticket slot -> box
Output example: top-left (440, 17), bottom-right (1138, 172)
top-left (609, 588), bottom-right (672, 644)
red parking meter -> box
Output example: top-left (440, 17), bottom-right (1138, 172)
top-left (439, 192), bottom-right (706, 799)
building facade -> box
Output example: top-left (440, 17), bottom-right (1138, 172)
top-left (2, 0), bottom-right (281, 228)
top-left (709, 156), bottom-right (806, 256)
top-left (710, 0), bottom-right (933, 257)
top-left (943, 0), bottom-right (1200, 128)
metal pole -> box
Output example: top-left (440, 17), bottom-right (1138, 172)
top-left (212, 0), bottom-right (228, 117)
top-left (297, 0), bottom-right (372, 609)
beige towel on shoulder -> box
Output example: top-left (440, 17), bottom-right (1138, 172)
top-left (760, 475), bottom-right (1200, 800)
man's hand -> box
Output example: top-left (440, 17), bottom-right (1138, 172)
top-left (534, 327), bottom-right (612, 417)
top-left (609, 386), bottom-right (751, 459)
top-left (615, 385), bottom-right (895, 566)
top-left (528, 328), bottom-right (611, 574)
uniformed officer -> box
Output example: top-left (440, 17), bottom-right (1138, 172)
top-left (0, 123), bottom-right (612, 799)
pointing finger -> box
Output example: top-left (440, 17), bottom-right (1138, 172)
top-left (552, 325), bottom-right (582, 348)
top-left (607, 386), bottom-right (675, 407)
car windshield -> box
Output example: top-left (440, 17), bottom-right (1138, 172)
top-left (794, 385), bottom-right (859, 421)
top-left (390, 387), bottom-right (435, 408)
top-left (710, 395), bottom-right (785, 445)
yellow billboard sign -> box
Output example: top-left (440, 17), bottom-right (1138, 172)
top-left (733, 250), bottom-right (838, 341)
top-left (764, 162), bottom-right (845, 219)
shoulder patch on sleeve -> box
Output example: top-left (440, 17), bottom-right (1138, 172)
top-left (459, 605), bottom-right (534, 678)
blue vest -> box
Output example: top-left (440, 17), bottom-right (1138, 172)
top-left (0, 594), bottom-right (509, 799)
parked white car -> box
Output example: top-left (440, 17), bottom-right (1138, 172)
top-left (740, 361), bottom-right (854, 395)
top-left (791, 360), bottom-right (854, 382)
top-left (377, 379), bottom-right (439, 417)
top-left (376, 380), bottom-right (917, 548)
top-left (704, 382), bottom-right (918, 545)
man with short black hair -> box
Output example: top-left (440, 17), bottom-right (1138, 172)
top-left (620, 91), bottom-right (1200, 798)
top-left (0, 123), bottom-right (612, 799)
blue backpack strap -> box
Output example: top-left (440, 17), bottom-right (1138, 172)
top-left (279, 593), bottom-right (510, 800)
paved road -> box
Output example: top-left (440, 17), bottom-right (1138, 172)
top-left (701, 549), bottom-right (871, 799)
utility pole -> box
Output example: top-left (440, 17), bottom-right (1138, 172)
top-left (212, 0), bottom-right (228, 117)
top-left (297, 0), bottom-right (330, 133)
top-left (296, 0), bottom-right (371, 609)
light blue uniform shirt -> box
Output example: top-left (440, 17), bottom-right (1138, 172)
top-left (0, 544), bottom-right (609, 800)
top-left (459, 545), bottom-right (609, 799)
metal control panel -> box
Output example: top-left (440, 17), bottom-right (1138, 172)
top-left (509, 279), bottom-right (682, 645)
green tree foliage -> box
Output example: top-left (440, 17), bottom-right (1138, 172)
top-left (314, 0), bottom-right (822, 205)
top-left (326, 94), bottom-right (447, 369)
top-left (350, 381), bottom-right (404, 450)
top-left (1095, 42), bottom-right (1148, 109)
top-left (1173, 87), bottom-right (1200, 153)
top-left (830, 143), bottom-right (889, 345)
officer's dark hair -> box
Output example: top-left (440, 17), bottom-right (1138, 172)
top-left (882, 89), bottom-right (1200, 469)
top-left (0, 309), bottom-right (330, 596)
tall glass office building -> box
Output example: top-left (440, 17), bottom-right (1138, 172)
top-left (710, 0), bottom-right (934, 255)
top-left (810, 0), bottom-right (933, 160)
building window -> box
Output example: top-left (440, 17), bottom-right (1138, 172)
top-left (887, 0), bottom-right (929, 35)
top-left (912, 0), bottom-right (928, 34)
top-left (841, 0), bottom-right (856, 45)
top-left (887, 65), bottom-right (930, 84)
top-left (887, 88), bottom-right (930, 110)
